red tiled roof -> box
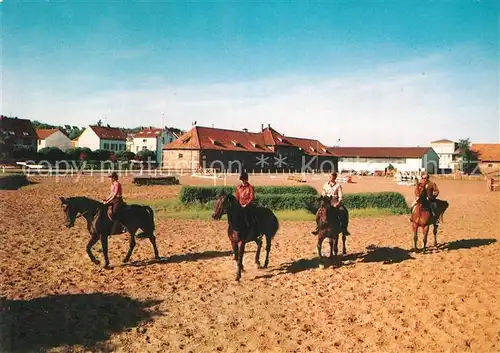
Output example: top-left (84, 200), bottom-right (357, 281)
top-left (163, 125), bottom-right (333, 156)
top-left (36, 128), bottom-right (59, 140)
top-left (328, 147), bottom-right (433, 158)
top-left (89, 125), bottom-right (127, 140)
top-left (431, 139), bottom-right (455, 144)
top-left (135, 128), bottom-right (163, 138)
top-left (164, 126), bottom-right (274, 153)
top-left (471, 144), bottom-right (500, 162)
top-left (0, 116), bottom-right (37, 139)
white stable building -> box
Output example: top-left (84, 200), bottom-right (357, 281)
top-left (329, 147), bottom-right (440, 174)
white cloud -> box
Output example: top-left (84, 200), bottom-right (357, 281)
top-left (2, 53), bottom-right (498, 146)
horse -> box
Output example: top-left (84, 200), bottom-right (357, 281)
top-left (410, 184), bottom-right (449, 252)
top-left (211, 192), bottom-right (279, 281)
top-left (59, 196), bottom-right (160, 268)
top-left (315, 195), bottom-right (346, 268)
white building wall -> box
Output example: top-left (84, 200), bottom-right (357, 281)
top-left (77, 127), bottom-right (100, 150)
top-left (430, 142), bottom-right (456, 169)
top-left (39, 130), bottom-right (72, 151)
top-left (100, 139), bottom-right (126, 152)
top-left (133, 137), bottom-right (157, 153)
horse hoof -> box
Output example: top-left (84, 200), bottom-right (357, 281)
top-left (319, 263), bottom-right (325, 269)
top-left (92, 259), bottom-right (100, 265)
top-left (122, 258), bottom-right (130, 264)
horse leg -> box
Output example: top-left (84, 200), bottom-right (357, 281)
top-left (123, 231), bottom-right (136, 263)
top-left (341, 233), bottom-right (347, 256)
top-left (433, 223), bottom-right (438, 248)
top-left (255, 236), bottom-right (263, 268)
top-left (412, 223), bottom-right (418, 252)
top-left (263, 235), bottom-right (272, 268)
top-left (101, 234), bottom-right (110, 268)
top-left (86, 234), bottom-right (100, 265)
top-left (235, 240), bottom-right (246, 281)
top-left (317, 236), bottom-right (325, 269)
top-left (329, 237), bottom-right (334, 260)
top-left (148, 234), bottom-right (160, 259)
top-left (423, 225), bottom-right (429, 251)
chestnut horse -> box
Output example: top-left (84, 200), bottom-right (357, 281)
top-left (212, 192), bottom-right (279, 281)
top-left (410, 184), bottom-right (449, 252)
top-left (315, 195), bottom-right (345, 268)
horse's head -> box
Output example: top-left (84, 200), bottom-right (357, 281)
top-left (318, 195), bottom-right (333, 209)
top-left (59, 196), bottom-right (77, 228)
top-left (212, 191), bottom-right (232, 220)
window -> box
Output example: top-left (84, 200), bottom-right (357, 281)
top-left (143, 139), bottom-right (147, 143)
top-left (104, 143), bottom-right (110, 149)
top-left (142, 146), bottom-right (147, 151)
top-left (488, 163), bottom-right (493, 167)
top-left (178, 153), bottom-right (183, 159)
top-left (136, 146), bottom-right (140, 152)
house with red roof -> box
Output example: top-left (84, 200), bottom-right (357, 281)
top-left (77, 125), bottom-right (127, 152)
top-left (328, 146), bottom-right (439, 173)
top-left (36, 128), bottom-right (72, 151)
top-left (131, 127), bottom-right (180, 164)
top-left (471, 144), bottom-right (500, 175)
top-left (162, 124), bottom-right (337, 172)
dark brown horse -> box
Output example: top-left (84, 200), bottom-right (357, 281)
top-left (59, 196), bottom-right (159, 268)
top-left (212, 192), bottom-right (279, 281)
top-left (410, 184), bottom-right (449, 252)
top-left (315, 195), bottom-right (346, 268)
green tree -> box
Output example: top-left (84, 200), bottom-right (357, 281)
top-left (457, 138), bottom-right (478, 174)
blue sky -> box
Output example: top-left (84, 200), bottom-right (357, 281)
top-left (1, 1), bottom-right (498, 146)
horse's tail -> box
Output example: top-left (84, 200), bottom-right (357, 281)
top-left (439, 200), bottom-right (449, 223)
top-left (144, 205), bottom-right (155, 232)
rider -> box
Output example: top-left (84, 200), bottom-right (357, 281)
top-left (235, 171), bottom-right (256, 229)
top-left (411, 172), bottom-right (440, 222)
top-left (312, 172), bottom-right (350, 236)
top-left (103, 171), bottom-right (125, 232)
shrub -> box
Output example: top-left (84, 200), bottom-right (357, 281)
top-left (179, 185), bottom-right (318, 204)
top-left (343, 192), bottom-right (409, 211)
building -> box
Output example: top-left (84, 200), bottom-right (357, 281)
top-left (471, 144), bottom-right (500, 175)
top-left (162, 124), bottom-right (337, 172)
top-left (36, 128), bottom-right (72, 151)
top-left (0, 115), bottom-right (37, 151)
top-left (328, 147), bottom-right (440, 174)
top-left (430, 139), bottom-right (459, 173)
top-left (132, 127), bottom-right (180, 164)
top-left (77, 125), bottom-right (127, 152)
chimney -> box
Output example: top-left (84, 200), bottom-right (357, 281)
top-left (268, 123), bottom-right (271, 129)
top-left (261, 123), bottom-right (264, 131)
top-left (243, 128), bottom-right (248, 133)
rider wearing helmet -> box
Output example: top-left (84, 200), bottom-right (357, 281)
top-left (235, 171), bottom-right (255, 228)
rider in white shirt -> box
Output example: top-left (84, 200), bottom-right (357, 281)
top-left (312, 172), bottom-right (350, 236)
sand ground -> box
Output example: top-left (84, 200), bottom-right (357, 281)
top-left (1, 174), bottom-right (499, 353)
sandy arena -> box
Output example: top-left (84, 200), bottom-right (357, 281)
top-left (1, 174), bottom-right (499, 353)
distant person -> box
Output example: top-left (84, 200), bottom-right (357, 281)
top-left (235, 171), bottom-right (256, 228)
top-left (312, 172), bottom-right (350, 236)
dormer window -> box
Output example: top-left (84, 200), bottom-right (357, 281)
top-left (182, 136), bottom-right (191, 143)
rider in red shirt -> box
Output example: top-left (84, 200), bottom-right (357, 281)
top-left (235, 171), bottom-right (255, 228)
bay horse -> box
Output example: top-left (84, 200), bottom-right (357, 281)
top-left (59, 196), bottom-right (160, 268)
top-left (211, 192), bottom-right (279, 281)
top-left (315, 195), bottom-right (346, 268)
top-left (410, 184), bottom-right (449, 252)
